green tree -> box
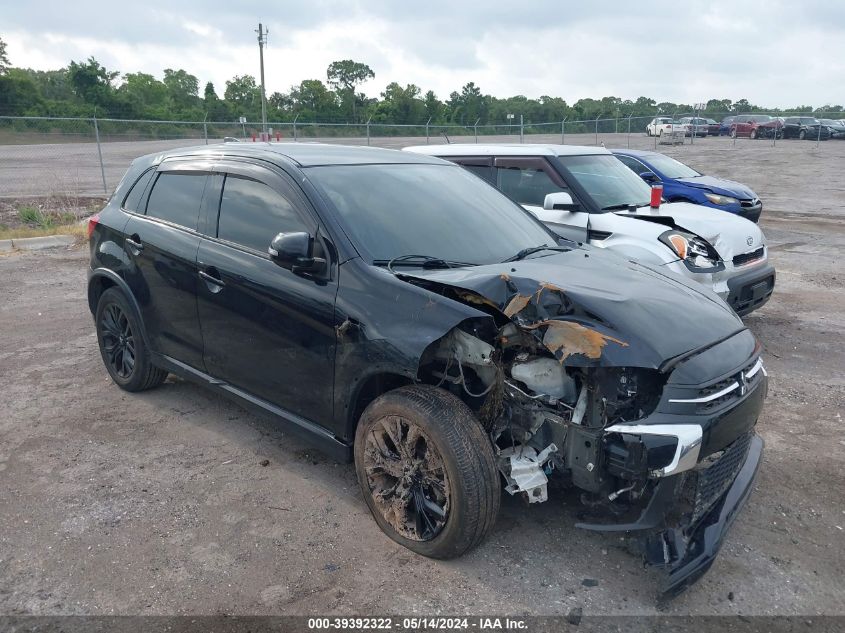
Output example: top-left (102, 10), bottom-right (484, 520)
top-left (289, 79), bottom-right (338, 120)
top-left (0, 69), bottom-right (42, 114)
top-left (119, 72), bottom-right (168, 109)
top-left (68, 57), bottom-right (118, 108)
top-left (326, 60), bottom-right (374, 121)
top-left (0, 35), bottom-right (10, 74)
top-left (224, 74), bottom-right (261, 117)
top-left (423, 90), bottom-right (442, 122)
top-left (163, 68), bottom-right (199, 108)
top-left (375, 82), bottom-right (425, 124)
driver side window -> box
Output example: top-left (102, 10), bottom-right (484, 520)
top-left (496, 166), bottom-right (565, 206)
top-left (216, 175), bottom-right (309, 253)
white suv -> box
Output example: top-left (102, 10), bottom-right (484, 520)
top-left (404, 144), bottom-right (775, 316)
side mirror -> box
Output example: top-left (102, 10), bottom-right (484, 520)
top-left (543, 191), bottom-right (579, 212)
top-left (639, 171), bottom-right (658, 183)
top-left (269, 231), bottom-right (326, 274)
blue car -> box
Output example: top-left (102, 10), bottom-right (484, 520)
top-left (612, 149), bottom-right (762, 223)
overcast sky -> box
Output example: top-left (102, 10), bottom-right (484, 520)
top-left (4, 0), bottom-right (844, 107)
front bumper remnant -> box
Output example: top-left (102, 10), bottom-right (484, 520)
top-left (576, 433), bottom-right (763, 597)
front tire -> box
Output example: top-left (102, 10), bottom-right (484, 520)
top-left (354, 385), bottom-right (500, 559)
top-left (799, 129), bottom-right (806, 140)
top-left (750, 129), bottom-right (758, 139)
top-left (95, 287), bottom-right (167, 392)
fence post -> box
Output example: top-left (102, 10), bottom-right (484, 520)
top-left (426, 117), bottom-right (432, 144)
top-left (595, 117), bottom-right (599, 145)
top-left (561, 118), bottom-right (566, 144)
top-left (366, 117), bottom-right (372, 146)
top-left (817, 116), bottom-right (822, 148)
top-left (520, 114), bottom-right (524, 143)
top-left (203, 113), bottom-right (208, 145)
top-left (474, 118), bottom-right (480, 143)
top-left (92, 115), bottom-right (108, 194)
top-left (293, 114), bottom-right (299, 141)
top-left (627, 114), bottom-right (632, 148)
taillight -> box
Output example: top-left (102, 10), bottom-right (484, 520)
top-left (87, 213), bottom-right (100, 240)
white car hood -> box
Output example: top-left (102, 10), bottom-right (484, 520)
top-left (613, 201), bottom-right (765, 260)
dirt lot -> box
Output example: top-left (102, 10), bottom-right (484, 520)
top-left (0, 137), bottom-right (844, 618)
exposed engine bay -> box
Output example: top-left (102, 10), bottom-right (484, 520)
top-left (413, 272), bottom-right (669, 513)
top-left (398, 258), bottom-right (764, 596)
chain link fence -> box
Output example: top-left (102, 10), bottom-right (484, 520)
top-left (1, 112), bottom-right (843, 198)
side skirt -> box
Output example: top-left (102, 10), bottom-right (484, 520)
top-left (151, 353), bottom-right (353, 463)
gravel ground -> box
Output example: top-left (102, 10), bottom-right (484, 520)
top-left (0, 140), bottom-right (843, 618)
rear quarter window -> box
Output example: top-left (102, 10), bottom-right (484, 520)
top-left (145, 172), bottom-right (207, 230)
top-left (122, 168), bottom-right (155, 212)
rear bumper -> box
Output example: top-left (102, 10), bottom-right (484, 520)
top-left (662, 434), bottom-right (763, 596)
top-left (726, 263), bottom-right (776, 316)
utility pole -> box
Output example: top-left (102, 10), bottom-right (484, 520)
top-left (256, 22), bottom-right (268, 138)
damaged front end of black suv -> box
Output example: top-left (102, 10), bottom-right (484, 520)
top-left (393, 251), bottom-right (766, 597)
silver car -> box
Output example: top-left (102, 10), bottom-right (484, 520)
top-left (404, 144), bottom-right (775, 316)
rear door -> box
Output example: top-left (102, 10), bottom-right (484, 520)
top-left (123, 160), bottom-right (212, 369)
top-left (195, 160), bottom-right (337, 428)
top-left (493, 156), bottom-right (589, 243)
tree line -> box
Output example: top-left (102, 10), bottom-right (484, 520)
top-left (0, 38), bottom-right (842, 127)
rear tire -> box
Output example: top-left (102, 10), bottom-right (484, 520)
top-left (750, 129), bottom-right (758, 139)
top-left (799, 129), bottom-right (806, 140)
top-left (354, 385), bottom-right (500, 559)
top-left (730, 128), bottom-right (737, 139)
top-left (95, 287), bottom-right (167, 392)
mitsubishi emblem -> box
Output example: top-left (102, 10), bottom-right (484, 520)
top-left (746, 236), bottom-right (754, 246)
top-left (738, 371), bottom-right (748, 396)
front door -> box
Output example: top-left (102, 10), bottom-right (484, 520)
top-left (195, 161), bottom-right (338, 429)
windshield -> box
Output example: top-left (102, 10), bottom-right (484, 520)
top-left (307, 163), bottom-right (558, 265)
top-left (556, 154), bottom-right (651, 210)
top-left (643, 154), bottom-right (700, 179)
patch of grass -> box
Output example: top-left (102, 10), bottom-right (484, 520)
top-left (0, 222), bottom-right (87, 241)
top-left (17, 205), bottom-right (55, 229)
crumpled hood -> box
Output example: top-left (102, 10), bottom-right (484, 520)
top-left (674, 175), bottom-right (756, 200)
top-left (614, 201), bottom-right (765, 260)
top-left (400, 248), bottom-right (745, 370)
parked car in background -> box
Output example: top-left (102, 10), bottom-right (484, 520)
top-left (612, 149), bottom-right (763, 223)
top-left (705, 119), bottom-right (720, 135)
top-left (820, 119), bottom-right (845, 139)
top-left (646, 117), bottom-right (682, 137)
top-left (90, 142), bottom-right (768, 597)
top-left (678, 117), bottom-right (709, 137)
top-left (719, 116), bottom-right (735, 136)
top-left (405, 144), bottom-right (775, 316)
top-left (782, 116), bottom-right (831, 140)
top-left (730, 115), bottom-right (783, 139)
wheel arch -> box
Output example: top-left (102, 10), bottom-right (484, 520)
top-left (346, 371), bottom-right (415, 442)
top-left (88, 268), bottom-right (151, 349)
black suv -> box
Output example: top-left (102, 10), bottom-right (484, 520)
top-left (782, 116), bottom-right (831, 140)
top-left (88, 143), bottom-right (766, 596)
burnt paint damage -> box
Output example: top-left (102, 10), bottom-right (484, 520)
top-left (333, 248), bottom-right (763, 597)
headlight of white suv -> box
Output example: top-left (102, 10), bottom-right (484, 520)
top-left (704, 193), bottom-right (739, 206)
top-left (659, 230), bottom-right (723, 271)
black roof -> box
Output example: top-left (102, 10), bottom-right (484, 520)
top-left (146, 142), bottom-right (446, 168)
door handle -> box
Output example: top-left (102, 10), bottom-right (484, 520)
top-left (199, 269), bottom-right (225, 288)
top-left (125, 235), bottom-right (143, 252)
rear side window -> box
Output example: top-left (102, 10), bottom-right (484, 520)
top-left (122, 168), bottom-right (155, 212)
top-left (216, 175), bottom-right (308, 253)
top-left (145, 172), bottom-right (207, 230)
top-left (496, 166), bottom-right (564, 206)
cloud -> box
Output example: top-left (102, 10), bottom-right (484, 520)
top-left (3, 0), bottom-right (844, 107)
